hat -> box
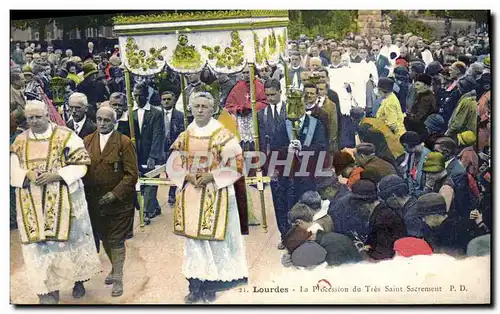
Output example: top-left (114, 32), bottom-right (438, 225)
top-left (109, 55), bottom-right (122, 66)
top-left (393, 237), bottom-right (433, 257)
top-left (415, 73), bottom-right (432, 86)
top-left (435, 136), bottom-right (457, 153)
top-left (468, 62), bottom-right (485, 76)
top-left (466, 234), bottom-right (491, 257)
top-left (351, 179), bottom-right (378, 202)
top-left (377, 77), bottom-right (394, 92)
top-left (356, 143), bottom-right (376, 156)
top-left (415, 192), bottom-right (447, 216)
top-left (458, 76), bottom-right (477, 94)
top-left (410, 61), bottom-right (425, 74)
top-left (483, 55), bottom-right (490, 69)
top-left (394, 66), bottom-right (409, 77)
top-left (377, 174), bottom-right (408, 200)
top-left (400, 131), bottom-right (422, 147)
top-left (82, 62), bottom-right (97, 76)
top-left (423, 152), bottom-right (445, 173)
top-left (424, 114), bottom-right (446, 133)
top-left (332, 152), bottom-right (355, 175)
top-left (425, 61), bottom-right (443, 76)
top-left (291, 241), bottom-right (327, 267)
top-left (350, 106), bottom-right (365, 119)
top-left (457, 130), bottom-right (477, 147)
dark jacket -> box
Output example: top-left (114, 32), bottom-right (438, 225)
top-left (446, 158), bottom-right (473, 218)
top-left (328, 192), bottom-right (371, 238)
top-left (406, 90), bottom-right (438, 124)
top-left (271, 114), bottom-right (327, 179)
top-left (116, 120), bottom-right (131, 138)
top-left (327, 89), bottom-right (342, 137)
top-left (67, 116), bottom-right (97, 139)
top-left (366, 203), bottom-right (406, 260)
top-left (357, 155), bottom-right (398, 183)
top-left (257, 101), bottom-right (287, 156)
top-left (423, 216), bottom-right (481, 255)
top-left (163, 109), bottom-right (185, 155)
top-left (132, 105), bottom-right (166, 168)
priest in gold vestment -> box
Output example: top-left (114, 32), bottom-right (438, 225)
top-left (10, 100), bottom-right (101, 304)
top-left (166, 92), bottom-right (249, 304)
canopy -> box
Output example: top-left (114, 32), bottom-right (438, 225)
top-left (113, 10), bottom-right (289, 75)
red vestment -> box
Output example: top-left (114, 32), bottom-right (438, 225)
top-left (225, 80), bottom-right (268, 115)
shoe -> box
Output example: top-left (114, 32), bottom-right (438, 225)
top-left (277, 242), bottom-right (285, 250)
top-left (184, 291), bottom-right (203, 304)
top-left (168, 195), bottom-right (176, 205)
top-left (146, 212), bottom-right (156, 219)
top-left (72, 281), bottom-right (86, 298)
top-left (104, 270), bottom-right (113, 285)
top-left (154, 208), bottom-right (162, 216)
top-left (144, 217), bottom-right (151, 226)
top-left (125, 233), bottom-right (133, 240)
top-left (112, 280), bottom-right (123, 297)
top-left (201, 291), bottom-right (216, 303)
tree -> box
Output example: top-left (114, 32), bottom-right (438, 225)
top-left (12, 18), bottom-right (52, 42)
top-left (54, 14), bottom-right (114, 41)
top-left (288, 10), bottom-right (358, 40)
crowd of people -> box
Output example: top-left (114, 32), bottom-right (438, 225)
top-left (9, 25), bottom-right (491, 304)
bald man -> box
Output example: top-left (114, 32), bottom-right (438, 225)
top-left (83, 106), bottom-right (139, 297)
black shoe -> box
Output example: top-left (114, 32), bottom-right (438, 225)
top-left (144, 217), bottom-right (151, 226)
top-left (168, 196), bottom-right (176, 205)
top-left (72, 281), bottom-right (86, 298)
top-left (277, 242), bottom-right (285, 250)
top-left (184, 291), bottom-right (203, 304)
top-left (154, 208), bottom-right (162, 216)
top-left (201, 291), bottom-right (216, 303)
top-left (146, 212), bottom-right (156, 219)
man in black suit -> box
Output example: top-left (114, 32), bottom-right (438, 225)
top-left (132, 83), bottom-right (166, 225)
top-left (160, 90), bottom-right (185, 205)
top-left (109, 92), bottom-right (130, 138)
top-left (67, 92), bottom-right (97, 139)
top-left (258, 79), bottom-right (287, 175)
top-left (270, 89), bottom-right (327, 248)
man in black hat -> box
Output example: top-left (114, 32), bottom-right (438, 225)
top-left (375, 77), bottom-right (406, 137)
top-left (405, 73), bottom-right (437, 132)
top-left (354, 143), bottom-right (398, 183)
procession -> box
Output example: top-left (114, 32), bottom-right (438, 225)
top-left (9, 9), bottom-right (491, 305)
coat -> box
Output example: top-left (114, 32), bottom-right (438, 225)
top-left (376, 92), bottom-right (406, 137)
top-left (257, 101), bottom-right (287, 156)
top-left (406, 90), bottom-right (437, 124)
top-left (358, 117), bottom-right (406, 162)
top-left (357, 155), bottom-right (398, 183)
top-left (404, 147), bottom-right (431, 196)
top-left (446, 158), bottom-right (473, 218)
top-left (225, 79), bottom-right (268, 114)
top-left (132, 105), bottom-right (166, 168)
top-left (320, 97), bottom-right (340, 152)
top-left (76, 71), bottom-right (110, 108)
top-left (83, 130), bottom-right (139, 214)
top-left (366, 203), bottom-right (406, 260)
top-left (66, 116), bottom-right (97, 139)
top-left (446, 90), bottom-right (478, 141)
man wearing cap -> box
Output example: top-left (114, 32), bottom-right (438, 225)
top-left (354, 143), bottom-right (398, 183)
top-left (399, 131), bottom-right (431, 196)
top-left (404, 73), bottom-right (437, 132)
top-left (375, 77), bottom-right (406, 137)
top-left (421, 151), bottom-right (455, 212)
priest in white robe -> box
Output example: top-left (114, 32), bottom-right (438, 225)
top-left (166, 92), bottom-right (249, 304)
top-left (10, 100), bottom-right (101, 304)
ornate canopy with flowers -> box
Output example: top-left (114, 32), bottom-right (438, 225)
top-left (112, 10), bottom-right (289, 75)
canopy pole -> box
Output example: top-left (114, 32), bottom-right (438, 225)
top-left (124, 67), bottom-right (145, 231)
top-left (181, 73), bottom-right (189, 130)
top-left (249, 63), bottom-right (268, 233)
